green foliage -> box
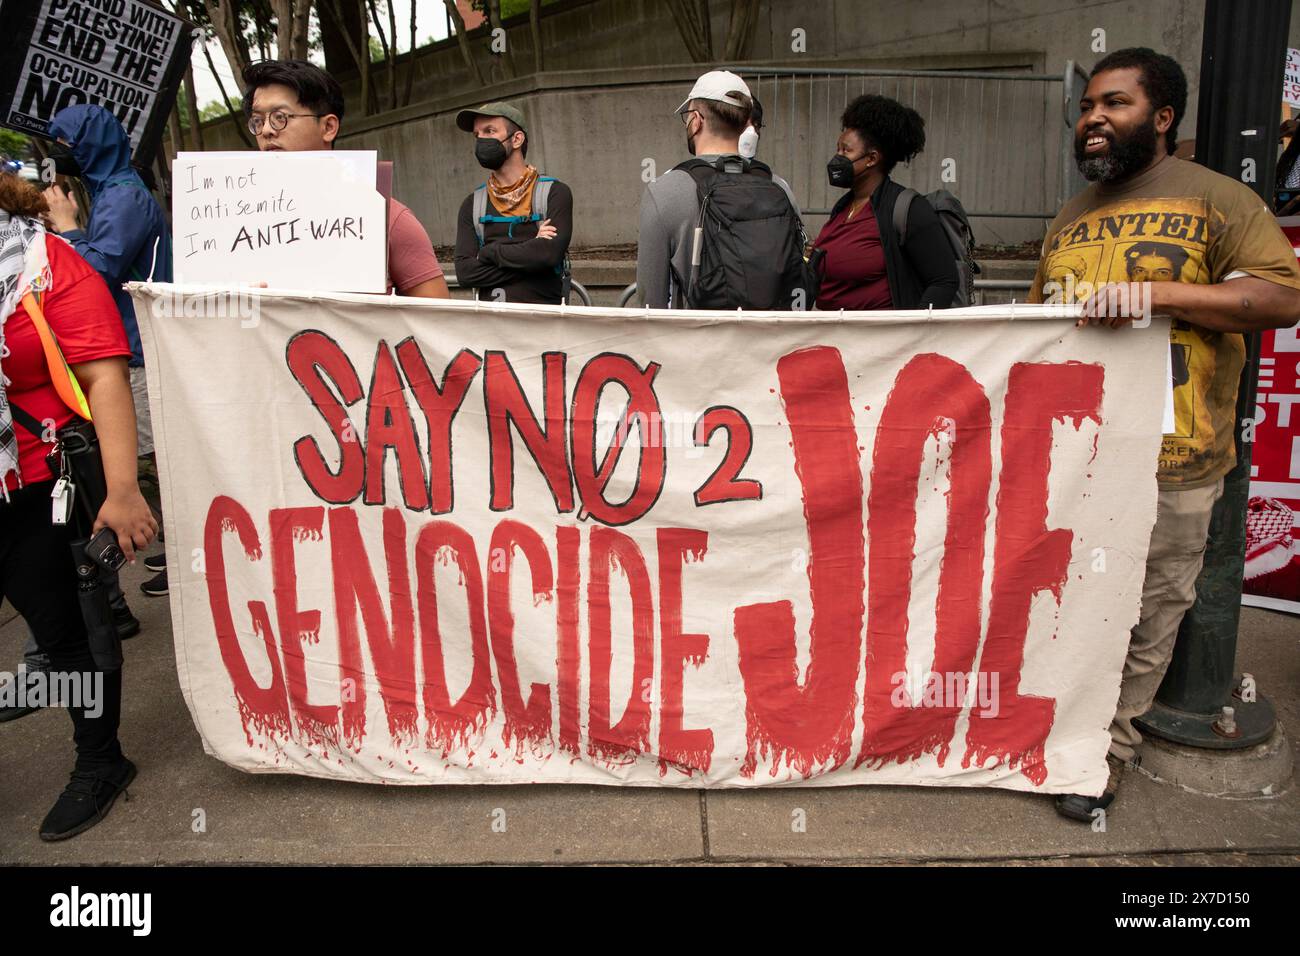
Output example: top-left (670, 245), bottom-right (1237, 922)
top-left (473, 0), bottom-right (559, 21)
top-left (200, 98), bottom-right (235, 122)
top-left (174, 83), bottom-right (239, 132)
top-left (0, 128), bottom-right (31, 159)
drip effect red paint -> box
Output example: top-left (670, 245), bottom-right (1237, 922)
top-left (657, 528), bottom-right (712, 776)
top-left (963, 361), bottom-right (1104, 784)
top-left (735, 346), bottom-right (865, 779)
top-left (858, 354), bottom-right (992, 769)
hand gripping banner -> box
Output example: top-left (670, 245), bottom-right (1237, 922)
top-left (131, 286), bottom-right (1168, 794)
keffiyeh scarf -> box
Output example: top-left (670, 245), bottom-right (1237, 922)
top-left (0, 209), bottom-right (51, 500)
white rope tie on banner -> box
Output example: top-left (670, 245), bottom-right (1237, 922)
top-left (147, 236), bottom-right (160, 281)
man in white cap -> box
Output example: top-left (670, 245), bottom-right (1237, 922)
top-left (637, 70), bottom-right (804, 309)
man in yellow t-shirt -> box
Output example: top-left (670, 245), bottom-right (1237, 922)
top-left (1029, 48), bottom-right (1300, 822)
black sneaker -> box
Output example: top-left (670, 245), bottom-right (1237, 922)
top-left (0, 669), bottom-right (46, 723)
top-left (140, 570), bottom-right (168, 597)
top-left (39, 757), bottom-right (137, 842)
top-left (112, 601), bottom-right (142, 640)
top-left (143, 552), bottom-right (166, 573)
top-left (1055, 754), bottom-right (1126, 822)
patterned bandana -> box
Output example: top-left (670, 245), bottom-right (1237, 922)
top-left (0, 208), bottom-right (51, 499)
top-left (487, 164), bottom-right (541, 218)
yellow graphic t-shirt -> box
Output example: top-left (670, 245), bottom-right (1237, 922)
top-left (1030, 156), bottom-right (1300, 489)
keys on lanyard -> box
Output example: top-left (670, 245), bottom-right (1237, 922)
top-left (50, 442), bottom-right (76, 525)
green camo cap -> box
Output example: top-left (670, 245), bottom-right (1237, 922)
top-left (456, 102), bottom-right (526, 133)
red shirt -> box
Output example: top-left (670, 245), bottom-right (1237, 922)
top-left (813, 200), bottom-right (894, 311)
top-left (3, 235), bottom-right (131, 492)
top-left (387, 197), bottom-right (444, 294)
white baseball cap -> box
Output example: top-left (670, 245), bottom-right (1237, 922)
top-left (676, 70), bottom-right (753, 114)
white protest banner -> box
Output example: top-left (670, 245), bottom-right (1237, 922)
top-left (0, 0), bottom-right (193, 158)
top-left (173, 151), bottom-right (386, 293)
top-left (132, 287), bottom-right (1169, 794)
top-left (1286, 48), bottom-right (1300, 108)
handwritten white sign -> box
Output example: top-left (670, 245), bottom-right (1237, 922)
top-left (1285, 48), bottom-right (1300, 108)
top-left (172, 151), bottom-right (386, 293)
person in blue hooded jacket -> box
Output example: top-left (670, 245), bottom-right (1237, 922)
top-left (44, 104), bottom-right (171, 598)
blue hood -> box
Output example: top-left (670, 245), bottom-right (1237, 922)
top-left (48, 105), bottom-right (134, 196)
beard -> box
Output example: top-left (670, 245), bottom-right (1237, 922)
top-left (1075, 114), bottom-right (1160, 183)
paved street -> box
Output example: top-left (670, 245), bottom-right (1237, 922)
top-left (2, 555), bottom-right (1296, 865)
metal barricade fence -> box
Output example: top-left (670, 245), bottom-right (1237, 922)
top-left (614, 280), bottom-right (1033, 308)
top-left (729, 63), bottom-right (1092, 239)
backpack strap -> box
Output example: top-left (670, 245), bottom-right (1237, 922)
top-left (893, 187), bottom-right (919, 247)
top-left (475, 177), bottom-right (555, 243)
top-left (21, 290), bottom-right (92, 421)
top-left (533, 176), bottom-right (554, 221)
top-left (472, 184), bottom-right (488, 247)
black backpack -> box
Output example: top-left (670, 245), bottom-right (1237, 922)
top-left (675, 157), bottom-right (815, 310)
top-left (893, 188), bottom-right (980, 307)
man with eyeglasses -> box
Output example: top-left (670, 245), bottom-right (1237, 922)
top-left (241, 59), bottom-right (449, 300)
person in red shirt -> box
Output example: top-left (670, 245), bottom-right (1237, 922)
top-left (0, 173), bottom-right (156, 841)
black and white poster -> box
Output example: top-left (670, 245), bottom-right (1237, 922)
top-left (0, 0), bottom-right (195, 161)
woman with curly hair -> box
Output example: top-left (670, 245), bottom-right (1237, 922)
top-left (0, 171), bottom-right (156, 840)
top-left (814, 94), bottom-right (959, 310)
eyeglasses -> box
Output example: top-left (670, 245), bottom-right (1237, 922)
top-left (247, 110), bottom-right (324, 135)
top-left (680, 109), bottom-right (700, 126)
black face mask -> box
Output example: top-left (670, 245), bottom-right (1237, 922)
top-left (827, 153), bottom-right (857, 189)
top-left (475, 136), bottom-right (509, 170)
top-left (48, 141), bottom-right (81, 178)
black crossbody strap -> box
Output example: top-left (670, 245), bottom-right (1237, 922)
top-left (7, 400), bottom-right (48, 440)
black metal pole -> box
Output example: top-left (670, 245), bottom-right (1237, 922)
top-left (1134, 0), bottom-right (1290, 748)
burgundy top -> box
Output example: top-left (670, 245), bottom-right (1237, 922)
top-left (812, 200), bottom-right (893, 310)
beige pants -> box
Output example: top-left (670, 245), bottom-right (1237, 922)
top-left (1108, 478), bottom-right (1225, 762)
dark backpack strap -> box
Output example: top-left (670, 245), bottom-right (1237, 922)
top-left (893, 187), bottom-right (919, 247)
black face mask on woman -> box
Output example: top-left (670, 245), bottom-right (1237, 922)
top-left (475, 136), bottom-right (509, 170)
top-left (826, 153), bottom-right (859, 189)
top-left (48, 141), bottom-right (82, 178)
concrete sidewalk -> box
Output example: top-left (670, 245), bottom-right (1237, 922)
top-left (2, 555), bottom-right (1297, 866)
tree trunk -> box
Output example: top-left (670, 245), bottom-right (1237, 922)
top-left (485, 0), bottom-right (516, 79)
top-left (319, 0), bottom-right (364, 74)
top-left (529, 0), bottom-right (542, 73)
top-left (665, 0), bottom-right (712, 63)
top-left (403, 0), bottom-right (417, 106)
top-left (202, 0), bottom-right (252, 80)
top-left (360, 0), bottom-right (375, 114)
top-left (385, 0), bottom-right (398, 110)
top-left (442, 0), bottom-right (485, 86)
top-left (365, 0), bottom-right (395, 112)
top-left (182, 65), bottom-right (205, 149)
top-left (202, 39), bottom-right (255, 147)
top-left (321, 0), bottom-right (376, 114)
top-left (167, 98), bottom-right (183, 165)
top-left (722, 0), bottom-right (760, 61)
top-left (271, 0), bottom-right (314, 59)
top-left (292, 0), bottom-right (312, 58)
